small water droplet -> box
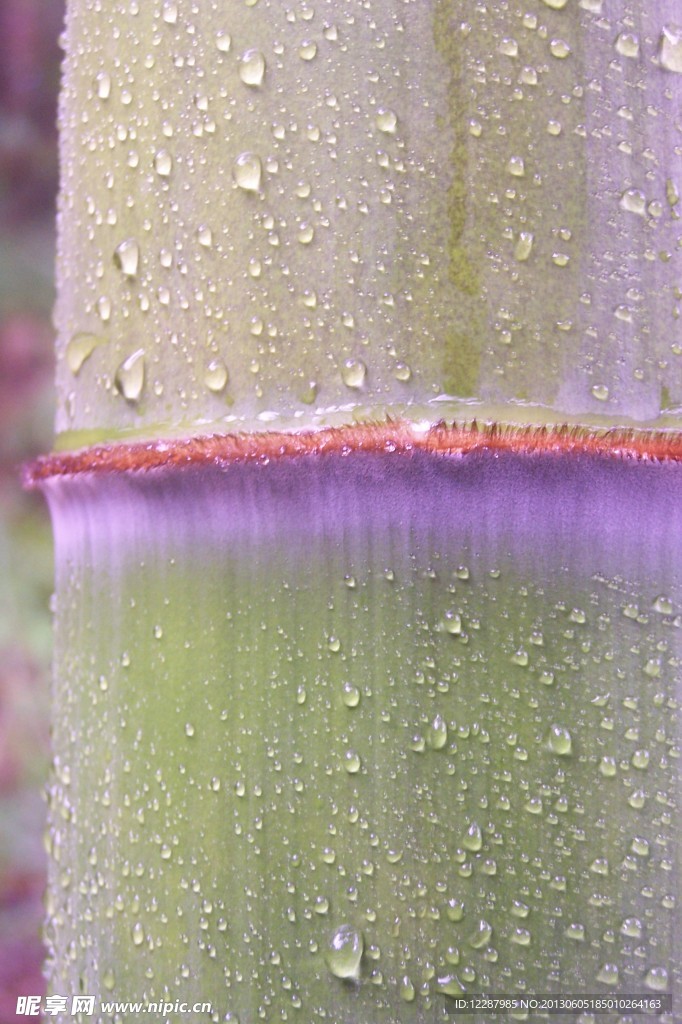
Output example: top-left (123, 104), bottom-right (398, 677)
top-left (565, 922), bottom-right (585, 942)
top-left (591, 383), bottom-right (609, 402)
top-left (239, 49), bottom-right (266, 87)
top-left (102, 968), bottom-right (115, 991)
top-left (541, 0), bottom-right (568, 8)
top-left (233, 152), bottom-right (262, 191)
top-left (185, 722), bottom-right (195, 738)
top-left (326, 925), bottom-right (363, 980)
top-left (394, 361), bottom-right (412, 381)
top-left (341, 358), bottom-right (367, 389)
top-left (154, 148), bottom-right (173, 177)
top-left (499, 37), bottom-right (518, 57)
top-left (115, 349), bottom-right (145, 402)
top-left (620, 917), bottom-right (643, 938)
top-left (376, 108), bottom-right (398, 134)
top-left (132, 922), bottom-right (145, 946)
top-left (114, 238), bottom-right (140, 277)
top-left (596, 963), bottom-right (619, 985)
top-left (507, 155), bottom-right (525, 177)
top-left (204, 358), bottom-right (229, 393)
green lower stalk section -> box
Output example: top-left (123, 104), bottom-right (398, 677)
top-left (43, 452), bottom-right (679, 1022)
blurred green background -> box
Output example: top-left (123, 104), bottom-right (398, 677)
top-left (0, 1), bottom-right (64, 1018)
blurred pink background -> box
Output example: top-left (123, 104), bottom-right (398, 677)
top-left (0, 1), bottom-right (64, 1019)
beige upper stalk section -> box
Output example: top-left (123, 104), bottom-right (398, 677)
top-left (56, 0), bottom-right (682, 446)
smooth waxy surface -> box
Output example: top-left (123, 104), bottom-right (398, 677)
top-left (44, 451), bottom-right (680, 1021)
top-left (57, 0), bottom-right (682, 446)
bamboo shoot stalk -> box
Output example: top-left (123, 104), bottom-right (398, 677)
top-left (32, 1), bottom-right (682, 1021)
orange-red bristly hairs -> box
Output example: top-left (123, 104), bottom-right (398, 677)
top-left (24, 421), bottom-right (682, 487)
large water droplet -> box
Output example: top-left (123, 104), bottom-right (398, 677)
top-left (115, 349), bottom-right (145, 402)
top-left (615, 32), bottom-right (640, 59)
top-left (95, 71), bottom-right (111, 100)
top-left (376, 108), bottom-right (398, 134)
top-left (114, 239), bottom-right (140, 278)
top-left (66, 333), bottom-right (105, 375)
top-left (326, 924), bottom-right (363, 980)
top-left (239, 49), bottom-right (266, 87)
top-left (162, 2), bottom-right (178, 25)
top-left (462, 822), bottom-right (483, 852)
top-left (216, 31), bottom-right (231, 53)
top-left (204, 358), bottom-right (229, 393)
top-left (547, 724), bottom-right (573, 756)
top-left (233, 152), bottom-right (262, 191)
top-left (659, 25), bottom-right (682, 72)
top-left (341, 358), bottom-right (367, 389)
top-left (154, 149), bottom-right (173, 177)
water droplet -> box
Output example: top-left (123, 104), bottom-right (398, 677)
top-left (132, 922), bottom-right (144, 946)
top-left (216, 31), bottom-right (231, 53)
top-left (565, 922), bottom-right (585, 942)
top-left (66, 333), bottom-right (105, 375)
top-left (115, 349), bottom-right (145, 402)
top-left (659, 25), bottom-right (682, 73)
top-left (442, 611), bottom-right (462, 635)
top-left (102, 968), bottom-right (115, 991)
top-left (591, 383), bottom-right (609, 402)
top-left (596, 963), bottom-right (618, 985)
top-left (541, 0), bottom-right (568, 8)
top-left (620, 189), bottom-right (646, 216)
top-left (399, 976), bottom-right (416, 1002)
top-left (507, 155), bottom-right (525, 177)
top-left (620, 917), bottom-right (643, 938)
top-left (653, 595), bottom-right (673, 615)
top-left (644, 966), bottom-right (669, 990)
top-left (204, 358), bottom-right (229, 393)
top-left (154, 149), bottom-right (173, 177)
top-left (550, 38), bottom-right (571, 58)
top-left (185, 722), bottom-right (195, 738)
top-left (394, 361), bottom-right (412, 381)
top-left (376, 108), bottom-right (398, 134)
top-left (97, 296), bottom-right (111, 322)
top-left (162, 2), bottom-right (178, 25)
top-left (631, 749), bottom-right (650, 770)
top-left (468, 919), bottom-right (493, 949)
top-left (342, 683), bottom-right (361, 708)
top-left (547, 724), bottom-right (573, 756)
top-left (197, 224), bottom-right (213, 248)
top-left (462, 822), bottom-right (483, 852)
top-left (499, 37), bottom-right (518, 57)
top-left (233, 152), bottom-right (262, 191)
top-left (427, 714), bottom-right (448, 750)
top-left (96, 71), bottom-right (111, 100)
top-left (114, 239), bottom-right (140, 278)
top-left (344, 750), bottom-right (362, 774)
top-left (514, 231), bottom-right (534, 261)
top-left (326, 924), bottom-right (363, 980)
top-left (239, 49), bottom-right (266, 87)
top-left (299, 40), bottom-right (317, 61)
top-left (341, 358), bottom-right (367, 389)
top-left (298, 223), bottom-right (314, 244)
top-left (615, 32), bottom-right (640, 59)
